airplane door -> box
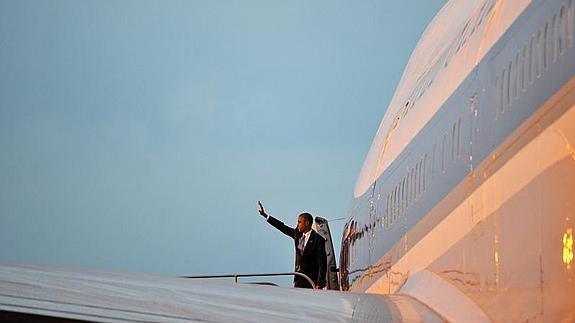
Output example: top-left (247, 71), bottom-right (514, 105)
top-left (313, 217), bottom-right (339, 290)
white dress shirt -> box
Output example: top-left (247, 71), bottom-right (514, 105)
top-left (300, 229), bottom-right (311, 249)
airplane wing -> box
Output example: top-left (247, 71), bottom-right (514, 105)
top-left (0, 264), bottom-right (443, 322)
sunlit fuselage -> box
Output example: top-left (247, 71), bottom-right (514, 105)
top-left (340, 0), bottom-right (575, 320)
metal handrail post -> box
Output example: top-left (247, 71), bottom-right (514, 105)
top-left (182, 272), bottom-right (316, 289)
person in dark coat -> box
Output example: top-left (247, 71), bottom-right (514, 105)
top-left (258, 201), bottom-right (327, 289)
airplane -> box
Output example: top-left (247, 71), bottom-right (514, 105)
top-left (340, 0), bottom-right (575, 320)
top-left (1, 0), bottom-right (575, 321)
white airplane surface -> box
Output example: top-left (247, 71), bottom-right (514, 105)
top-left (2, 0), bottom-right (575, 321)
top-left (341, 0), bottom-right (575, 321)
top-left (0, 264), bottom-right (441, 322)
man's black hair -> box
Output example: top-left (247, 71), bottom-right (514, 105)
top-left (298, 212), bottom-right (313, 225)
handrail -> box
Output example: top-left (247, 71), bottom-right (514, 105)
top-left (181, 272), bottom-right (316, 289)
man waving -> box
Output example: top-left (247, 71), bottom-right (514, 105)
top-left (258, 201), bottom-right (327, 289)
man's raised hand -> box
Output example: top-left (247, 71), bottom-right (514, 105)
top-left (258, 201), bottom-right (267, 218)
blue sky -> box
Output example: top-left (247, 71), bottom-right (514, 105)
top-left (0, 1), bottom-right (445, 286)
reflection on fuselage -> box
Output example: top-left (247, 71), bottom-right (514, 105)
top-left (564, 227), bottom-right (573, 268)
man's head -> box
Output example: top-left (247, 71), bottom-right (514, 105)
top-left (297, 213), bottom-right (313, 233)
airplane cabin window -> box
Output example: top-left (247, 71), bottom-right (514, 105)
top-left (452, 122), bottom-right (457, 161)
top-left (399, 177), bottom-right (405, 216)
top-left (544, 22), bottom-right (550, 70)
top-left (421, 157), bottom-right (425, 192)
top-left (512, 55), bottom-right (518, 99)
top-left (417, 159), bottom-right (423, 197)
top-left (451, 118), bottom-right (462, 161)
top-left (529, 35), bottom-right (535, 84)
top-left (507, 61), bottom-right (513, 108)
top-left (383, 193), bottom-right (390, 229)
top-left (432, 143), bottom-right (437, 179)
top-left (410, 167), bottom-right (415, 205)
top-left (537, 28), bottom-right (544, 78)
top-left (456, 118), bottom-right (462, 159)
top-left (559, 5), bottom-right (566, 55)
top-left (501, 68), bottom-right (508, 112)
top-left (418, 158), bottom-right (424, 196)
top-left (393, 186), bottom-right (398, 223)
top-left (388, 191), bottom-right (392, 227)
top-left (442, 132), bottom-right (447, 172)
top-left (519, 48), bottom-right (526, 92)
top-left (552, 14), bottom-right (558, 63)
top-left (405, 175), bottom-right (410, 210)
top-left (423, 155), bottom-right (427, 192)
top-left (569, 0), bottom-right (574, 47)
top-left (404, 176), bottom-right (408, 212)
top-left (496, 72), bottom-right (503, 115)
top-left (389, 192), bottom-right (393, 227)
top-left (395, 184), bottom-right (400, 220)
top-left (397, 182), bottom-right (401, 219)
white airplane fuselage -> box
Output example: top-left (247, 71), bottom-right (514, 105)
top-left (340, 0), bottom-right (575, 320)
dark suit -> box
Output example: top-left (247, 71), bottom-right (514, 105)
top-left (267, 216), bottom-right (327, 289)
